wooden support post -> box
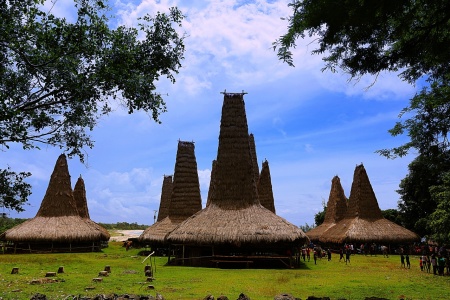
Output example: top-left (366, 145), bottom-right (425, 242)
top-left (57, 266), bottom-right (64, 273)
top-left (11, 267), bottom-right (19, 274)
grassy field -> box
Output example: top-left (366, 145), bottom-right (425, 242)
top-left (1, 242), bottom-right (449, 300)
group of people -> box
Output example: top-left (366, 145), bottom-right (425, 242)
top-left (400, 245), bottom-right (450, 276)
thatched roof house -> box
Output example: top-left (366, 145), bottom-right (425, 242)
top-left (73, 176), bottom-right (110, 241)
top-left (166, 92), bottom-right (308, 267)
top-left (306, 176), bottom-right (347, 242)
top-left (257, 160), bottom-right (276, 213)
top-left (319, 164), bottom-right (420, 244)
top-left (139, 141), bottom-right (202, 246)
top-left (3, 154), bottom-right (108, 252)
top-left (156, 175), bottom-right (173, 222)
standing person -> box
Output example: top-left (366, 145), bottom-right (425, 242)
top-left (327, 248), bottom-right (332, 261)
top-left (345, 247), bottom-right (351, 265)
top-left (306, 247), bottom-right (311, 262)
top-left (301, 248), bottom-right (306, 261)
top-left (426, 255), bottom-right (431, 273)
top-left (401, 253), bottom-right (405, 268)
top-left (339, 247), bottom-right (344, 262)
top-left (438, 255), bottom-right (445, 276)
top-left (406, 254), bottom-right (411, 269)
top-left (431, 253), bottom-right (438, 275)
top-left (419, 255), bottom-right (423, 271)
top-left (313, 249), bottom-right (318, 265)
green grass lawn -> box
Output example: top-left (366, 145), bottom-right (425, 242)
top-left (1, 242), bottom-right (449, 300)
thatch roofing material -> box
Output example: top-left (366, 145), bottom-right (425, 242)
top-left (205, 160), bottom-right (217, 207)
top-left (167, 204), bottom-right (305, 245)
top-left (73, 176), bottom-right (110, 241)
top-left (319, 164), bottom-right (420, 244)
top-left (5, 154), bottom-right (107, 243)
top-left (207, 94), bottom-right (258, 210)
top-left (257, 160), bottom-right (276, 213)
top-left (168, 141), bottom-right (202, 219)
top-left (139, 141), bottom-right (202, 243)
top-left (36, 154), bottom-right (79, 218)
top-left (306, 176), bottom-right (347, 241)
top-left (249, 133), bottom-right (259, 184)
top-left (167, 93), bottom-right (308, 246)
top-left (157, 175), bottom-right (173, 222)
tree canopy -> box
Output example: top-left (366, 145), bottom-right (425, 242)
top-left (0, 0), bottom-right (185, 212)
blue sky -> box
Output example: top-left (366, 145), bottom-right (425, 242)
top-left (2, 0), bottom-right (418, 226)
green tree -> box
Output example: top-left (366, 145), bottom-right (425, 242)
top-left (314, 206), bottom-right (326, 227)
top-left (428, 172), bottom-right (450, 244)
top-left (1, 0), bottom-right (185, 212)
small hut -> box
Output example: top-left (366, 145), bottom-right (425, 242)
top-left (139, 141), bottom-right (202, 248)
top-left (306, 176), bottom-right (347, 242)
top-left (156, 175), bottom-right (173, 222)
top-left (73, 176), bottom-right (110, 242)
top-left (166, 92), bottom-right (309, 268)
top-left (3, 154), bottom-right (108, 252)
top-left (257, 160), bottom-right (276, 213)
top-left (319, 164), bottom-right (420, 245)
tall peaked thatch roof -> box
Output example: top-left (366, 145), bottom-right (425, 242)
top-left (257, 160), bottom-right (276, 213)
top-left (157, 175), bottom-right (173, 222)
top-left (306, 176), bottom-right (347, 241)
top-left (249, 133), bottom-right (259, 184)
top-left (205, 160), bottom-right (217, 207)
top-left (4, 154), bottom-right (107, 243)
top-left (73, 176), bottom-right (110, 241)
top-left (168, 141), bottom-right (202, 219)
top-left (319, 164), bottom-right (420, 244)
top-left (73, 175), bottom-right (90, 219)
top-left (139, 141), bottom-right (202, 244)
top-left (37, 154), bottom-right (79, 218)
top-left (166, 92), bottom-right (308, 246)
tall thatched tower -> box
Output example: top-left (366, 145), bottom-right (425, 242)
top-left (139, 141), bottom-right (202, 246)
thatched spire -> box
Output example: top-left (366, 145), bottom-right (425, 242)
top-left (306, 175), bottom-right (347, 242)
top-left (205, 160), bottom-right (217, 207)
top-left (139, 141), bottom-right (202, 244)
top-left (73, 175), bottom-right (90, 219)
top-left (323, 176), bottom-right (348, 224)
top-left (346, 164), bottom-right (382, 220)
top-left (73, 175), bottom-right (110, 241)
top-left (157, 175), bottom-right (173, 222)
top-left (257, 160), bottom-right (276, 213)
top-left (209, 93), bottom-right (259, 209)
top-left (36, 154), bottom-right (79, 217)
top-left (249, 133), bottom-right (259, 184)
top-left (168, 141), bottom-right (202, 219)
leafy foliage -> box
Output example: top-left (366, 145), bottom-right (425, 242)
top-left (274, 0), bottom-right (450, 83)
top-left (0, 217), bottom-right (28, 233)
top-left (428, 172), bottom-right (450, 244)
top-left (314, 206), bottom-right (326, 226)
top-left (0, 167), bottom-right (32, 212)
top-left (0, 0), bottom-right (185, 212)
